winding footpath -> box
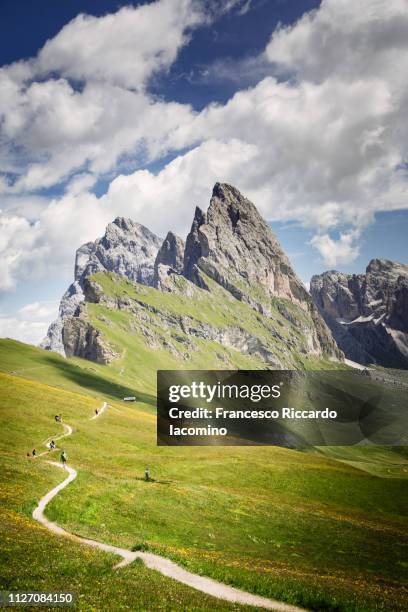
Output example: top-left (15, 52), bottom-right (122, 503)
top-left (32, 403), bottom-right (303, 611)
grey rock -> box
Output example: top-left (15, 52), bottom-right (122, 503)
top-left (183, 206), bottom-right (209, 288)
top-left (153, 231), bottom-right (185, 289)
top-left (62, 317), bottom-right (119, 364)
top-left (44, 183), bottom-right (342, 365)
top-left (42, 217), bottom-right (161, 354)
top-left (155, 231), bottom-right (185, 274)
top-left (310, 259), bottom-right (408, 368)
top-left (183, 183), bottom-right (341, 359)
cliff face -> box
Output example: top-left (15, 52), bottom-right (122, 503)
top-left (184, 184), bottom-right (308, 305)
top-left (41, 217), bottom-right (162, 354)
top-left (310, 259), bottom-right (408, 368)
top-left (43, 183), bottom-right (342, 365)
top-left (153, 231), bottom-right (185, 291)
top-left (183, 184), bottom-right (340, 357)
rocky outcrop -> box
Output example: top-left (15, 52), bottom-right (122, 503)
top-left (184, 184), bottom-right (306, 304)
top-left (62, 316), bottom-right (119, 364)
top-left (183, 183), bottom-right (341, 358)
top-left (153, 231), bottom-right (185, 290)
top-left (310, 259), bottom-right (408, 368)
top-left (79, 217), bottom-right (162, 285)
top-left (42, 217), bottom-right (161, 354)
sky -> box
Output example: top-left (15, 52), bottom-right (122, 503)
top-left (0, 0), bottom-right (407, 345)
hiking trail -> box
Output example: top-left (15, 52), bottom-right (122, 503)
top-left (32, 402), bottom-right (303, 611)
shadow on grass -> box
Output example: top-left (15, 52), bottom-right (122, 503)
top-left (42, 354), bottom-right (157, 408)
top-left (134, 477), bottom-right (172, 485)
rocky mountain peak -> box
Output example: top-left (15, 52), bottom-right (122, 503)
top-left (155, 231), bottom-right (185, 271)
top-left (366, 257), bottom-right (408, 280)
top-left (183, 183), bottom-right (341, 357)
top-left (112, 216), bottom-right (136, 231)
top-left (310, 260), bottom-right (408, 368)
top-left (43, 182), bottom-right (341, 362)
top-left (154, 231), bottom-right (185, 289)
top-left (184, 183), bottom-right (308, 306)
top-left (183, 206), bottom-right (207, 286)
top-left (42, 217), bottom-right (162, 354)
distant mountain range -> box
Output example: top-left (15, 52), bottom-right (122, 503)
top-left (311, 259), bottom-right (408, 368)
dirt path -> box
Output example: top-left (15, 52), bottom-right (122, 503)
top-left (37, 424), bottom-right (73, 457)
top-left (89, 401), bottom-right (108, 420)
top-left (32, 405), bottom-right (304, 611)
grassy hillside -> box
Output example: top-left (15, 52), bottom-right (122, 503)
top-left (79, 271), bottom-right (343, 374)
top-left (0, 340), bottom-right (407, 611)
top-left (0, 371), bottom-right (249, 611)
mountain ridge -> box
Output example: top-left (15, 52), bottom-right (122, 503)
top-left (43, 183), bottom-right (342, 367)
top-left (310, 259), bottom-right (408, 368)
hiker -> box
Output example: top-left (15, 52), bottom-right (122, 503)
top-left (32, 449), bottom-right (36, 457)
top-left (60, 451), bottom-right (67, 466)
top-left (95, 408), bottom-right (99, 416)
top-left (55, 415), bottom-right (61, 423)
top-left (49, 440), bottom-right (56, 450)
top-left (145, 466), bottom-right (150, 482)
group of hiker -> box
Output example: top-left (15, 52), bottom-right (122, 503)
top-left (27, 410), bottom-right (150, 480)
top-left (27, 414), bottom-right (67, 466)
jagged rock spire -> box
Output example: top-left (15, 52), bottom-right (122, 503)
top-left (42, 217), bottom-right (162, 354)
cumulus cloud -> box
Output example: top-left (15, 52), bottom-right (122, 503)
top-left (0, 138), bottom-right (257, 294)
top-left (0, 190), bottom-right (113, 292)
top-left (265, 0), bottom-right (408, 86)
top-left (1, 0), bottom-right (408, 334)
top-left (0, 0), bottom-right (251, 195)
top-left (162, 0), bottom-right (408, 252)
top-left (0, 0), bottom-right (210, 193)
top-left (98, 138), bottom-right (258, 236)
top-left (0, 215), bottom-right (43, 291)
top-left (310, 230), bottom-right (361, 267)
top-left (37, 1), bottom-right (204, 90)
top-left (2, 79), bottom-right (195, 192)
top-left (0, 301), bottom-right (59, 346)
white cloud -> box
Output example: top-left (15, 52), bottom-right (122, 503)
top-left (1, 0), bottom-right (408, 331)
top-left (0, 215), bottom-right (43, 291)
top-left (0, 71), bottom-right (196, 193)
top-left (265, 0), bottom-right (408, 86)
top-left (0, 301), bottom-right (59, 346)
top-left (37, 0), bottom-right (204, 90)
top-left (0, 0), bottom-right (208, 193)
top-left (158, 0), bottom-right (408, 257)
top-left (237, 0), bottom-right (252, 17)
top-left (98, 138), bottom-right (258, 236)
top-left (0, 139), bottom-right (257, 294)
top-left (0, 191), bottom-right (113, 292)
top-left (310, 230), bottom-right (361, 267)
top-left (0, 0), bottom-right (252, 194)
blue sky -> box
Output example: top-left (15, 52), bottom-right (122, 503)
top-left (0, 0), bottom-right (407, 344)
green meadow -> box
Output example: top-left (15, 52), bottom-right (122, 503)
top-left (0, 339), bottom-right (407, 611)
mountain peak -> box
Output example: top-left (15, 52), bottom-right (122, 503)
top-left (212, 182), bottom-right (243, 201)
top-left (209, 183), bottom-right (261, 226)
top-left (310, 258), bottom-right (408, 368)
top-left (44, 183), bottom-right (340, 361)
top-left (154, 231), bottom-right (185, 288)
top-left (112, 216), bottom-right (135, 230)
top-left (42, 216), bottom-right (162, 353)
top-left (366, 258), bottom-right (408, 275)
